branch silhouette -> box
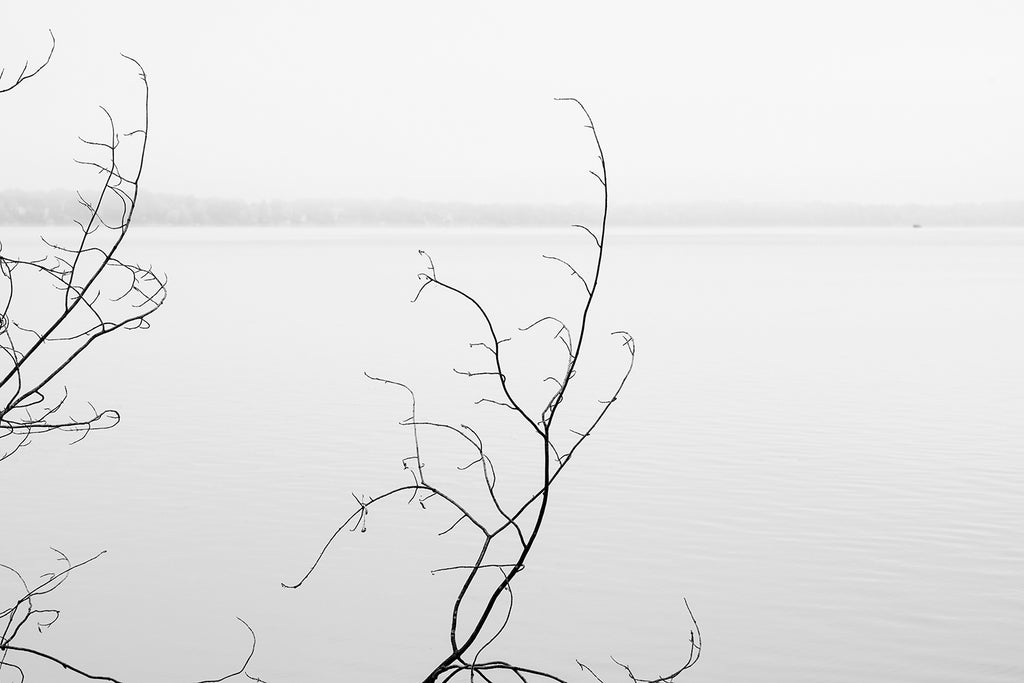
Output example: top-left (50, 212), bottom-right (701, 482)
top-left (0, 30), bottom-right (55, 94)
top-left (0, 52), bottom-right (264, 683)
top-left (286, 100), bottom-right (701, 681)
top-left (0, 55), bottom-right (164, 463)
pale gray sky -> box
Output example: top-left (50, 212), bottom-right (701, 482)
top-left (2, 1), bottom-right (1023, 205)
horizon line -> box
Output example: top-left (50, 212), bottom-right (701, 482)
top-left (6, 189), bottom-right (1024, 227)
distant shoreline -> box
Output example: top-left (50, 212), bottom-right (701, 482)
top-left (4, 189), bottom-right (1024, 227)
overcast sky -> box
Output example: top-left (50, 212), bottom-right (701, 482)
top-left (2, 1), bottom-right (1023, 205)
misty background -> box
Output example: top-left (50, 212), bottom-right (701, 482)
top-left (3, 1), bottom-right (1024, 217)
top-left (4, 3), bottom-right (1024, 683)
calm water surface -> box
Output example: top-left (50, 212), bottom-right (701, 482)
top-left (2, 226), bottom-right (1022, 682)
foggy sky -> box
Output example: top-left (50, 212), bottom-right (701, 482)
top-left (2, 1), bottom-right (1024, 206)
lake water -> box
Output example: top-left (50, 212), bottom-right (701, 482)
top-left (2, 225), bottom-right (1023, 682)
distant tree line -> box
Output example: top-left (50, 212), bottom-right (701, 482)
top-left (0, 190), bottom-right (583, 227)
top-left (5, 189), bottom-right (1024, 227)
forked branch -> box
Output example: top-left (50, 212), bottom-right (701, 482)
top-left (0, 30), bottom-right (55, 94)
top-left (0, 56), bottom-right (166, 462)
top-left (0, 52), bottom-right (264, 683)
top-left (0, 551), bottom-right (265, 683)
top-left (288, 99), bottom-right (699, 682)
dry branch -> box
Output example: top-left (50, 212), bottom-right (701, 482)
top-left (288, 101), bottom-right (702, 681)
top-left (0, 56), bottom-right (165, 463)
top-left (1, 51), bottom-right (264, 683)
top-left (0, 30), bottom-right (54, 94)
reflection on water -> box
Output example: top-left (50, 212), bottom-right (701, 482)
top-left (2, 226), bottom-right (1022, 682)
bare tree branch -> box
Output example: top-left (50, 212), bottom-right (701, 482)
top-left (0, 51), bottom-right (265, 683)
top-left (0, 30), bottom-right (55, 94)
top-left (288, 99), bottom-right (700, 682)
top-left (0, 56), bottom-right (166, 463)
top-left (0, 551), bottom-right (266, 683)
